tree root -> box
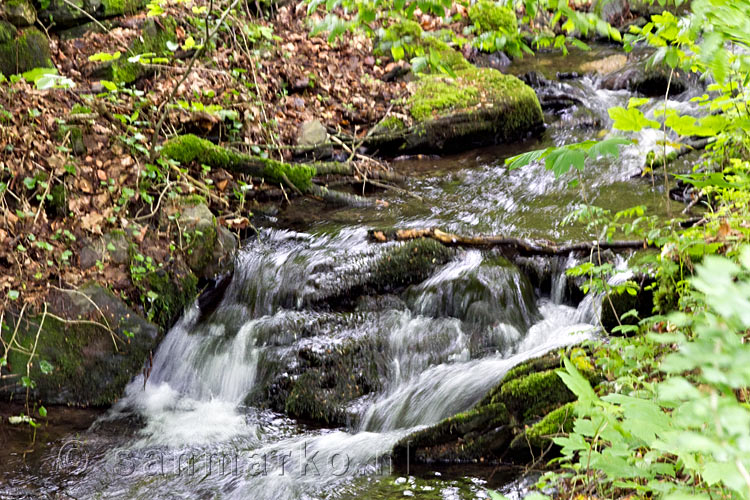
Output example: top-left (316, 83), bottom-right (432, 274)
top-left (369, 228), bottom-right (654, 255)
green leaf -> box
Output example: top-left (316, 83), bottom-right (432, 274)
top-left (557, 356), bottom-right (598, 406)
top-left (38, 406), bottom-right (47, 418)
top-left (39, 360), bottom-right (54, 374)
top-left (609, 107), bottom-right (660, 132)
top-left (505, 148), bottom-right (549, 171)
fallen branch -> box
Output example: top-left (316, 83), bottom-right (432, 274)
top-left (368, 228), bottom-right (654, 255)
top-left (162, 134), bottom-right (376, 207)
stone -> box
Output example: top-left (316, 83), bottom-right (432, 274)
top-left (0, 284), bottom-right (161, 406)
top-left (0, 27), bottom-right (52, 76)
top-left (0, 0), bottom-right (36, 27)
top-left (103, 230), bottom-right (130, 265)
top-left (297, 119), bottom-right (328, 147)
top-left (365, 66), bottom-right (544, 154)
top-left (38, 0), bottom-right (102, 27)
top-left (178, 201), bottom-right (237, 279)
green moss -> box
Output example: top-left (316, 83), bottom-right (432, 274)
top-left (281, 339), bottom-right (383, 424)
top-left (409, 67), bottom-right (541, 125)
top-left (0, 27), bottom-right (52, 76)
top-left (523, 402), bottom-right (575, 447)
top-left (499, 369), bottom-right (574, 420)
top-left (47, 183), bottom-right (67, 217)
top-left (0, 21), bottom-right (15, 45)
top-left (137, 268), bottom-right (199, 330)
top-left (161, 134), bottom-right (316, 191)
top-left (468, 1), bottom-right (518, 34)
top-left (5, 284), bottom-right (162, 406)
top-left (378, 115), bottom-right (406, 131)
top-left (111, 17), bottom-right (175, 83)
top-left (57, 124), bottom-right (86, 156)
top-left (371, 239), bottom-right (453, 291)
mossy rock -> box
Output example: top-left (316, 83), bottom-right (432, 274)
top-left (370, 239), bottom-right (454, 292)
top-left (0, 21), bottom-right (16, 44)
top-left (365, 67), bottom-right (543, 154)
top-left (46, 182), bottom-right (68, 218)
top-left (393, 402), bottom-right (513, 464)
top-left (176, 202), bottom-right (237, 279)
top-left (161, 134), bottom-right (316, 192)
top-left (134, 266), bottom-right (199, 331)
top-left (600, 274), bottom-right (654, 334)
top-left (263, 336), bottom-right (386, 425)
top-left (510, 402), bottom-right (575, 450)
top-left (1, 0), bottom-right (36, 27)
top-left (0, 27), bottom-right (52, 76)
top-left (468, 1), bottom-right (517, 34)
top-left (57, 124), bottom-right (87, 156)
top-left (1, 284), bottom-right (161, 406)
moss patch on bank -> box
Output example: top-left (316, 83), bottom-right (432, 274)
top-left (468, 1), bottom-right (518, 34)
top-left (162, 134), bottom-right (316, 191)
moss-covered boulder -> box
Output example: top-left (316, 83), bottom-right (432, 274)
top-left (392, 349), bottom-right (598, 465)
top-left (392, 402), bottom-right (513, 463)
top-left (88, 17), bottom-right (174, 83)
top-left (468, 1), bottom-right (517, 34)
top-left (1, 0), bottom-right (37, 27)
top-left (1, 284), bottom-right (161, 406)
top-left (263, 337), bottom-right (386, 425)
top-left (366, 67), bottom-right (543, 154)
top-left (0, 27), bottom-right (52, 76)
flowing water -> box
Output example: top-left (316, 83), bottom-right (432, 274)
top-left (1, 46), bottom-right (705, 499)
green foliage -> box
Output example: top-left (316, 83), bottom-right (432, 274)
top-left (505, 138), bottom-right (632, 178)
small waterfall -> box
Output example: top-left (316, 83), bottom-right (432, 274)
top-left (75, 227), bottom-right (601, 499)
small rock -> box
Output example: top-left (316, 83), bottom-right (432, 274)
top-left (0, 0), bottom-right (36, 27)
top-left (291, 77), bottom-right (310, 92)
top-left (364, 55), bottom-right (375, 66)
top-left (297, 120), bottom-right (328, 147)
top-left (382, 61), bottom-right (411, 82)
top-left (78, 242), bottom-right (101, 270)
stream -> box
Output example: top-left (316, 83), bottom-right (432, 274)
top-left (1, 46), bottom-right (704, 499)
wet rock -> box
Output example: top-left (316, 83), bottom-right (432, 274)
top-left (0, 284), bottom-right (161, 406)
top-left (0, 26), bottom-right (52, 76)
top-left (0, 0), bottom-right (36, 27)
top-left (261, 334), bottom-right (387, 426)
top-left (177, 201), bottom-right (237, 279)
top-left (392, 349), bottom-right (599, 465)
top-left (392, 403), bottom-right (513, 463)
top-left (601, 53), bottom-right (695, 97)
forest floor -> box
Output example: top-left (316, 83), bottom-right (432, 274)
top-left (0, 1), bottom-right (431, 314)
